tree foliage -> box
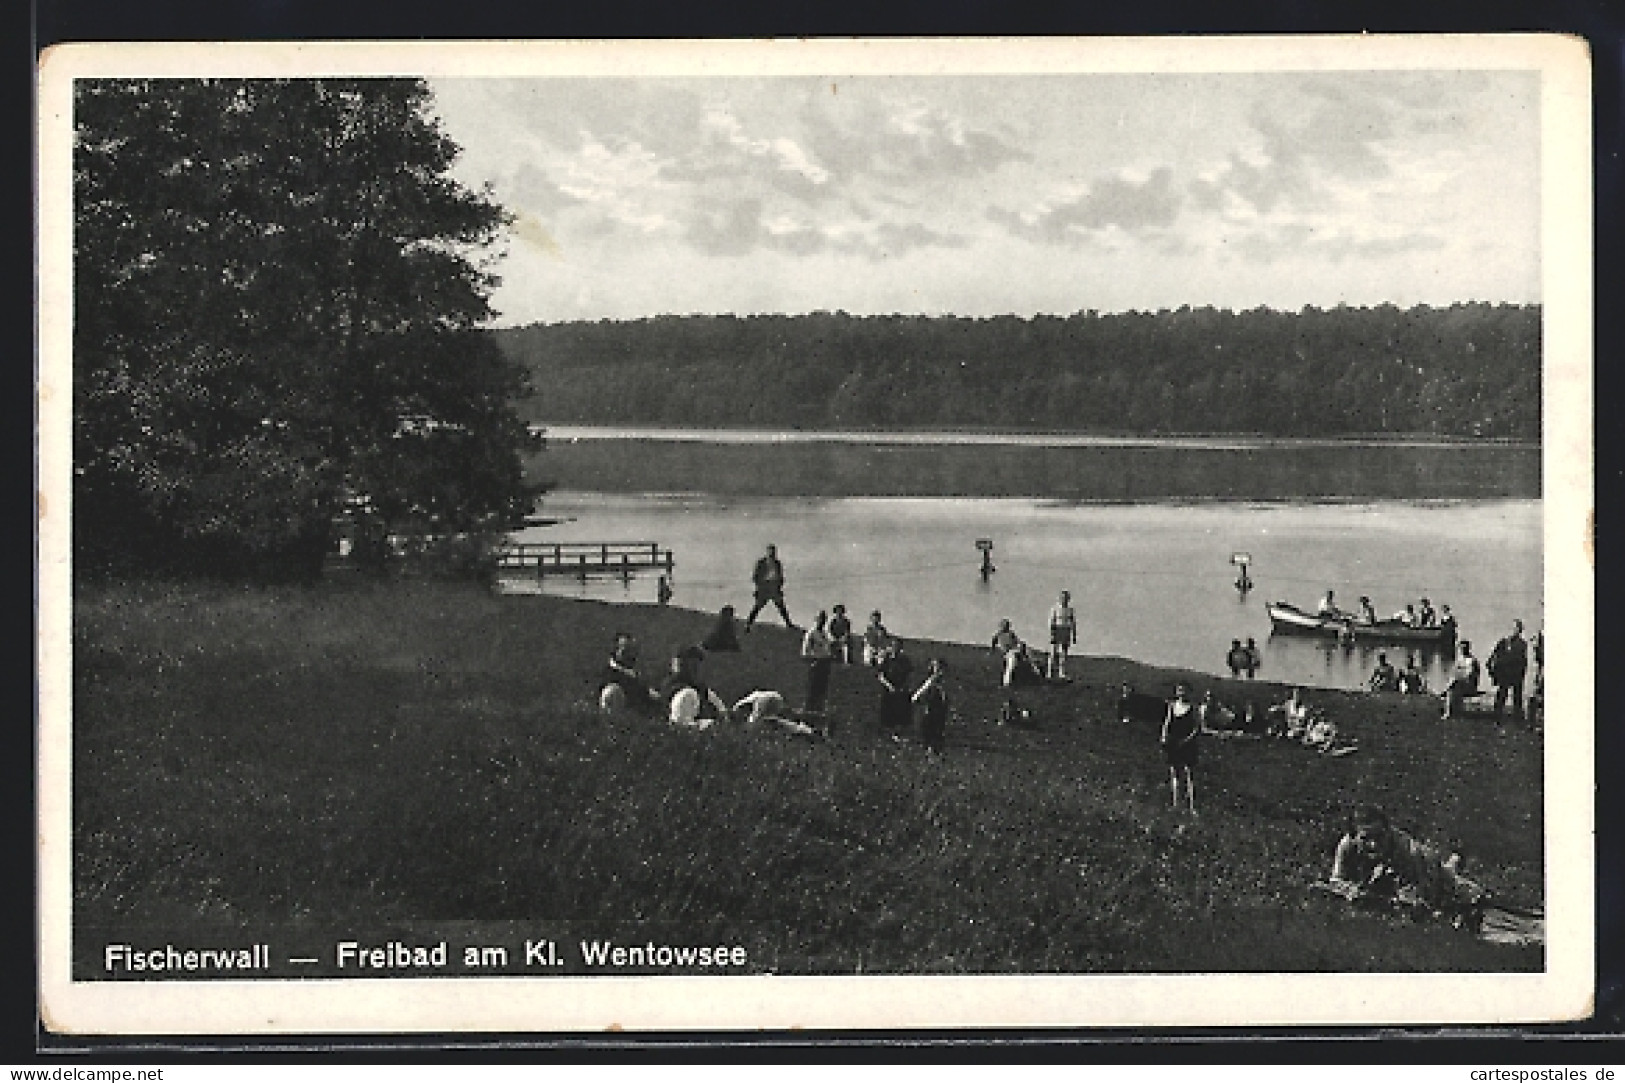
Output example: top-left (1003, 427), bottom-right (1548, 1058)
top-left (74, 78), bottom-right (533, 579)
top-left (497, 304), bottom-right (1540, 440)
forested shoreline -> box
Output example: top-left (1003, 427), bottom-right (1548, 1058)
top-left (497, 304), bottom-right (1539, 440)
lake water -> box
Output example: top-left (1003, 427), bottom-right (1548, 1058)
top-left (508, 430), bottom-right (1542, 692)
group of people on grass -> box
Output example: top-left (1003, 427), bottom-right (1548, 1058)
top-left (596, 544), bottom-right (957, 752)
top-left (1370, 618), bottom-right (1542, 728)
top-left (598, 544), bottom-right (1531, 934)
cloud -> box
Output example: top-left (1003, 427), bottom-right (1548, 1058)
top-left (505, 162), bottom-right (583, 217)
top-left (1187, 90), bottom-right (1399, 216)
top-left (987, 167), bottom-right (1181, 245)
top-left (660, 105), bottom-right (836, 204)
top-left (683, 196), bottom-right (966, 260)
top-left (803, 95), bottom-right (1030, 184)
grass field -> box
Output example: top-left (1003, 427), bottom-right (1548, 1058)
top-left (71, 578), bottom-right (1544, 973)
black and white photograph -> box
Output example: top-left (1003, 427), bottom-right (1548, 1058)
top-left (36, 36), bottom-right (1594, 1034)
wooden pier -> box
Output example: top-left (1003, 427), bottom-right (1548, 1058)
top-left (494, 540), bottom-right (674, 579)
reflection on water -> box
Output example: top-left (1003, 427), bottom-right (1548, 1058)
top-left (531, 433), bottom-right (1540, 503)
top-left (507, 492), bottom-right (1542, 694)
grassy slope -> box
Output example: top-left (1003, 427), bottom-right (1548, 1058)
top-left (72, 579), bottom-right (1543, 973)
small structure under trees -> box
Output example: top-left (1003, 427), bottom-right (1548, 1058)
top-left (73, 78), bottom-right (534, 579)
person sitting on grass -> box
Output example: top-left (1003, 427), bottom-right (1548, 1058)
top-left (1326, 806), bottom-right (1487, 927)
top-left (1159, 684), bottom-right (1201, 815)
top-left (1005, 642), bottom-right (1044, 688)
top-left (664, 646), bottom-right (730, 730)
top-left (992, 618), bottom-right (1021, 659)
top-left (1398, 653), bottom-right (1429, 695)
top-left (1269, 687), bottom-right (1311, 739)
top-left (597, 632), bottom-right (660, 715)
top-left (1368, 652), bottom-right (1400, 693)
top-left (701, 605), bottom-right (742, 652)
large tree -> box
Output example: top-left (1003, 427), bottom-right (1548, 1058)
top-left (74, 78), bottom-right (532, 578)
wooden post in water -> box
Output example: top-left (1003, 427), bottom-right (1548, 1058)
top-left (578, 553), bottom-right (588, 580)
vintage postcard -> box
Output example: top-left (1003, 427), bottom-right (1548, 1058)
top-left (37, 35), bottom-right (1594, 1035)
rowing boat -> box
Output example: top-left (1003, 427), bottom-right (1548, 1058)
top-left (1266, 601), bottom-right (1456, 645)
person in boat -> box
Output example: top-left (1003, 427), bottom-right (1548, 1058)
top-left (1047, 590), bottom-right (1079, 680)
top-left (801, 609), bottom-right (835, 716)
top-left (665, 646), bottom-right (731, 730)
top-left (598, 632), bottom-right (660, 715)
top-left (1442, 640), bottom-right (1483, 720)
top-left (1398, 653), bottom-right (1429, 695)
top-left (1417, 598), bottom-right (1438, 627)
top-left (701, 604), bottom-right (743, 652)
top-left (744, 543), bottom-right (795, 631)
top-left (1368, 652), bottom-right (1400, 693)
top-left (1226, 638), bottom-right (1251, 678)
top-left (862, 610), bottom-right (892, 668)
top-left (828, 604), bottom-right (854, 664)
top-left (1327, 806), bottom-right (1487, 922)
top-left (912, 658), bottom-right (952, 754)
top-left (1487, 619), bottom-right (1530, 725)
top-left (1244, 637), bottom-right (1261, 678)
top-left (1160, 684), bottom-right (1201, 814)
top-left (1357, 596), bottom-right (1378, 625)
top-left (1439, 605), bottom-right (1458, 640)
top-left (1317, 589), bottom-right (1341, 618)
top-left (1391, 603), bottom-right (1419, 628)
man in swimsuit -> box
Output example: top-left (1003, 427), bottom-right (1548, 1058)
top-left (1047, 590), bottom-right (1078, 680)
top-left (744, 544), bottom-right (794, 630)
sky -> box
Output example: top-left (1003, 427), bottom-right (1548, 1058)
top-left (427, 70), bottom-right (1541, 326)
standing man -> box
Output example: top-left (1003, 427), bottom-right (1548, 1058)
top-left (1487, 619), bottom-right (1530, 724)
top-left (801, 610), bottom-right (835, 717)
top-left (744, 543), bottom-right (794, 630)
top-left (1047, 590), bottom-right (1078, 680)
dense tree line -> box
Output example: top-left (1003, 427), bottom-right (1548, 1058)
top-left (74, 79), bottom-right (535, 579)
top-left (497, 304), bottom-right (1539, 439)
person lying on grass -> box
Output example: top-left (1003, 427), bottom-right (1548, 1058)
top-left (1267, 689), bottom-right (1357, 755)
top-left (1195, 690), bottom-right (1261, 739)
top-left (732, 689), bottom-right (821, 739)
top-left (664, 646), bottom-right (731, 730)
top-left (598, 632), bottom-right (660, 715)
top-left (1325, 805), bottom-right (1487, 927)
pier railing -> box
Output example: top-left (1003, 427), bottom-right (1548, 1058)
top-left (494, 540), bottom-right (674, 579)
